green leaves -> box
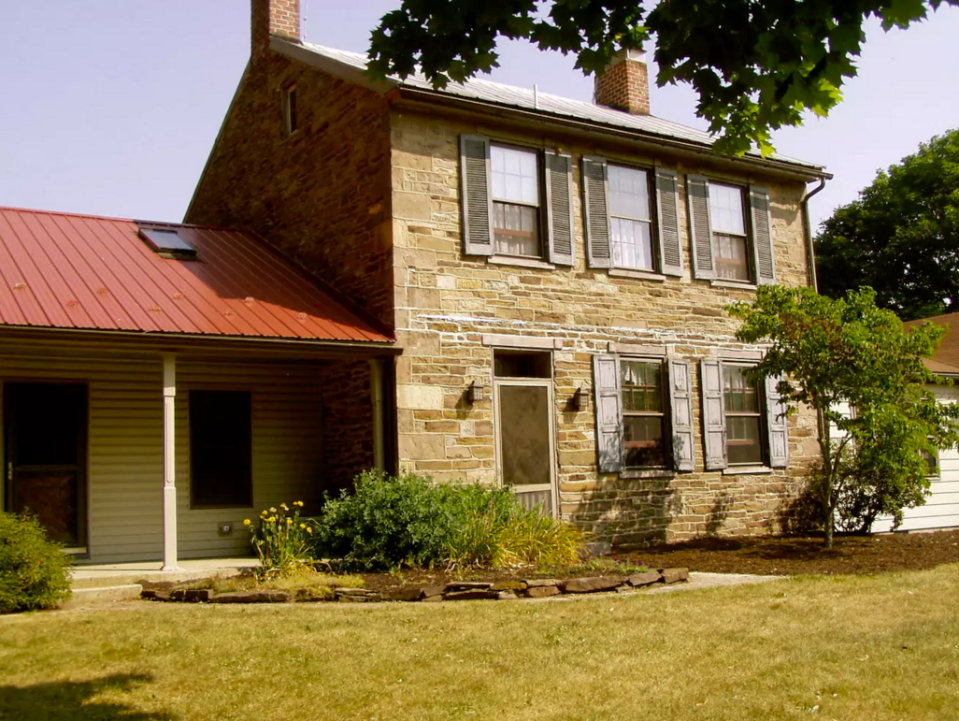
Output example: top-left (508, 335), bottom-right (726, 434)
top-left (367, 0), bottom-right (956, 156)
top-left (816, 129), bottom-right (959, 320)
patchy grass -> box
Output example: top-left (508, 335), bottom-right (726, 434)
top-left (2, 566), bottom-right (958, 720)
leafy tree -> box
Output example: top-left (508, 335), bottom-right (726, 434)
top-left (367, 0), bottom-right (956, 156)
top-left (815, 129), bottom-right (959, 321)
top-left (728, 285), bottom-right (959, 547)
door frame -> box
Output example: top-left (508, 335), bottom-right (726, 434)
top-left (492, 377), bottom-right (558, 517)
top-left (2, 380), bottom-right (90, 551)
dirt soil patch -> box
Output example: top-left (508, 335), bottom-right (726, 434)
top-left (619, 529), bottom-right (959, 576)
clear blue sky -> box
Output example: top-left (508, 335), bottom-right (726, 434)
top-left (1, 1), bottom-right (957, 231)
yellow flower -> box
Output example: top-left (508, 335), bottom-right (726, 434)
top-left (267, 516), bottom-right (276, 523)
top-left (260, 510), bottom-right (268, 518)
top-left (269, 507), bottom-right (277, 513)
top-left (299, 523), bottom-right (306, 530)
top-left (305, 527), bottom-right (313, 534)
top-left (293, 501), bottom-right (304, 507)
top-left (280, 503), bottom-right (289, 511)
top-left (243, 519), bottom-right (252, 526)
top-left (286, 518), bottom-right (293, 525)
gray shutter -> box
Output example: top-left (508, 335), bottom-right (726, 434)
top-left (667, 358), bottom-right (695, 472)
top-left (592, 354), bottom-right (623, 474)
top-left (655, 167), bottom-right (683, 277)
top-left (765, 375), bottom-right (789, 468)
top-left (749, 185), bottom-right (776, 285)
top-left (459, 134), bottom-right (493, 256)
top-left (582, 157), bottom-right (612, 268)
top-left (700, 359), bottom-right (727, 470)
top-left (687, 175), bottom-right (715, 280)
top-left (545, 150), bottom-right (575, 266)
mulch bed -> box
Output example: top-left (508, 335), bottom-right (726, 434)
top-left (619, 529), bottom-right (959, 577)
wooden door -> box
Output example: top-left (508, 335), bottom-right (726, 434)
top-left (4, 383), bottom-right (87, 547)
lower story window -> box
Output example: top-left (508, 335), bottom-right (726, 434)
top-left (723, 365), bottom-right (763, 465)
top-left (622, 360), bottom-right (667, 468)
top-left (189, 390), bottom-right (253, 508)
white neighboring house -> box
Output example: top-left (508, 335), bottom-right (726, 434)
top-left (872, 311), bottom-right (959, 532)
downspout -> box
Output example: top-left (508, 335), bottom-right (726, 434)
top-left (802, 178), bottom-right (827, 291)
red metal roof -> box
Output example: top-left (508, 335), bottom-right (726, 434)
top-left (0, 207), bottom-right (392, 345)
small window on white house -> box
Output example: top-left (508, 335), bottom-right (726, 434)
top-left (709, 183), bottom-right (750, 282)
top-left (490, 145), bottom-right (541, 258)
top-left (283, 85), bottom-right (298, 137)
top-left (609, 165), bottom-right (655, 271)
top-left (920, 447), bottom-right (939, 477)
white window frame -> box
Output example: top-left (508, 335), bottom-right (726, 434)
top-left (489, 143), bottom-right (543, 260)
top-left (607, 164), bottom-right (656, 273)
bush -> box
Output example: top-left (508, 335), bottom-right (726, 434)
top-left (244, 501), bottom-right (314, 577)
top-left (313, 470), bottom-right (588, 571)
top-left (0, 512), bottom-right (72, 613)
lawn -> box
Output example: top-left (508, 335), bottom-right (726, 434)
top-left (2, 565), bottom-right (958, 720)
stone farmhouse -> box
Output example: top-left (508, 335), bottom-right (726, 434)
top-left (183, 0), bottom-right (831, 549)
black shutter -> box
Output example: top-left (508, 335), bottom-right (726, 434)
top-left (545, 150), bottom-right (575, 266)
top-left (687, 175), bottom-right (714, 280)
top-left (750, 185), bottom-right (776, 285)
top-left (459, 134), bottom-right (493, 256)
top-left (582, 157), bottom-right (611, 268)
top-left (655, 167), bottom-right (683, 277)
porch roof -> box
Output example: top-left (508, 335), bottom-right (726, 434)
top-left (0, 206), bottom-right (392, 346)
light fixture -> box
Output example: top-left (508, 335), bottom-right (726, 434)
top-left (573, 387), bottom-right (589, 411)
top-left (467, 381), bottom-right (485, 404)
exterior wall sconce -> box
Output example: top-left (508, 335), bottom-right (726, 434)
top-left (573, 387), bottom-right (589, 411)
top-left (467, 381), bottom-right (485, 404)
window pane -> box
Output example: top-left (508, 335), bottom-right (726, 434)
top-left (491, 146), bottom-right (539, 204)
top-left (714, 233), bottom-right (750, 281)
top-left (724, 366), bottom-right (759, 412)
top-left (727, 416), bottom-right (762, 465)
top-left (493, 201), bottom-right (540, 257)
top-left (624, 416), bottom-right (666, 468)
top-left (708, 183), bottom-right (745, 235)
top-left (608, 165), bottom-right (650, 220)
top-left (611, 218), bottom-right (654, 271)
top-left (190, 391), bottom-right (253, 508)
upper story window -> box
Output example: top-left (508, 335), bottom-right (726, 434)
top-left (581, 158), bottom-right (684, 277)
top-left (709, 183), bottom-right (749, 282)
top-left (459, 134), bottom-right (575, 266)
top-left (687, 175), bottom-right (776, 286)
top-left (608, 165), bottom-right (654, 271)
top-left (490, 145), bottom-right (541, 258)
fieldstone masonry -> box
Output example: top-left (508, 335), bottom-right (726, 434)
top-left (188, 39), bottom-right (821, 547)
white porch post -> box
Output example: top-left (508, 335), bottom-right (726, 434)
top-left (161, 353), bottom-right (178, 571)
top-left (369, 358), bottom-right (386, 472)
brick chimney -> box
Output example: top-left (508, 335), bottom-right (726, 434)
top-left (252, 0), bottom-right (300, 59)
top-left (594, 49), bottom-right (650, 115)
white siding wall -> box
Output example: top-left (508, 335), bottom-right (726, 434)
top-left (1, 348), bottom-right (329, 563)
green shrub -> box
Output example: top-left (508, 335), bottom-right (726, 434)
top-left (0, 512), bottom-right (72, 613)
top-left (313, 470), bottom-right (588, 571)
top-left (244, 501), bottom-right (314, 578)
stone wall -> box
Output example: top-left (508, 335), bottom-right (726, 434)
top-left (389, 107), bottom-right (818, 546)
top-left (186, 51), bottom-right (395, 328)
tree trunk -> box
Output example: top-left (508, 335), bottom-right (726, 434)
top-left (817, 406), bottom-right (834, 549)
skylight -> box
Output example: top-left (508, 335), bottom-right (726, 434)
top-left (138, 228), bottom-right (197, 260)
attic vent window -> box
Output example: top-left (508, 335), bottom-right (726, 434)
top-left (138, 228), bottom-right (197, 260)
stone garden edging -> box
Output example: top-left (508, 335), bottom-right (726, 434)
top-left (140, 568), bottom-right (690, 605)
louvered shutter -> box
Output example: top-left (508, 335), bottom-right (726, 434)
top-left (667, 358), bottom-right (695, 472)
top-left (459, 134), bottom-right (493, 256)
top-left (749, 185), bottom-right (776, 285)
top-left (655, 167), bottom-right (683, 277)
top-left (582, 157), bottom-right (612, 268)
top-left (687, 175), bottom-right (715, 280)
top-left (592, 355), bottom-right (623, 474)
top-left (765, 375), bottom-right (789, 468)
top-left (545, 150), bottom-right (575, 266)
top-left (700, 359), bottom-right (727, 470)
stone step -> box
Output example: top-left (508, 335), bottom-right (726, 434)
top-left (62, 584), bottom-right (143, 607)
top-left (70, 567), bottom-right (247, 590)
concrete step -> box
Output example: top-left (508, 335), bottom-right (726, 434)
top-left (70, 567), bottom-right (246, 590)
top-left (62, 584), bottom-right (143, 607)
